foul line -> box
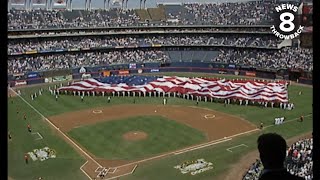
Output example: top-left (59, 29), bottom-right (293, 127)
top-left (174, 138), bottom-right (232, 155)
top-left (264, 114), bottom-right (312, 129)
top-left (10, 88), bottom-right (102, 180)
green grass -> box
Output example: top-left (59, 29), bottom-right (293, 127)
top-left (8, 72), bottom-right (312, 180)
top-left (68, 116), bottom-right (206, 160)
top-left (8, 98), bottom-right (87, 180)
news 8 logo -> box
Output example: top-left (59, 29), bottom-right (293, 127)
top-left (271, 4), bottom-right (304, 39)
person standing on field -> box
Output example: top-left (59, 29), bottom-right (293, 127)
top-left (81, 96), bottom-right (84, 102)
top-left (24, 154), bottom-right (29, 164)
top-left (107, 96), bottom-right (111, 103)
top-left (27, 124), bottom-right (32, 133)
top-left (8, 131), bottom-right (12, 141)
top-left (300, 115), bottom-right (304, 122)
top-left (260, 123), bottom-right (264, 129)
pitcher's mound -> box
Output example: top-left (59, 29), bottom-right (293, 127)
top-left (122, 131), bottom-right (148, 141)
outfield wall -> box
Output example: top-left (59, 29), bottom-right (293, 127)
top-left (8, 62), bottom-right (312, 87)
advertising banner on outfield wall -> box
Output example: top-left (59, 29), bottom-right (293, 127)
top-left (27, 72), bottom-right (39, 79)
top-left (129, 63), bottom-right (136, 69)
top-left (245, 71), bottom-right (256, 77)
top-left (82, 73), bottom-right (92, 79)
top-left (52, 75), bottom-right (73, 82)
top-left (45, 77), bottom-right (52, 83)
top-left (228, 64), bottom-right (236, 69)
top-left (119, 70), bottom-right (130, 75)
top-left (15, 80), bottom-right (27, 87)
top-left (103, 71), bottom-right (111, 77)
top-left (150, 69), bottom-right (160, 73)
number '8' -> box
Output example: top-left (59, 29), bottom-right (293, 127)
top-left (279, 12), bottom-right (295, 32)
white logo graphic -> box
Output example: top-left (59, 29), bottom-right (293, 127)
top-left (79, 67), bottom-right (86, 73)
top-left (270, 4), bottom-right (304, 39)
top-left (174, 159), bottom-right (213, 175)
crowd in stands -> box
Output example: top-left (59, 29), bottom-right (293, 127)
top-left (8, 9), bottom-right (140, 30)
top-left (8, 50), bottom-right (169, 74)
top-left (8, 47), bottom-right (313, 74)
top-left (212, 48), bottom-right (313, 71)
top-left (285, 138), bottom-right (313, 180)
top-left (8, 1), bottom-right (286, 30)
top-left (8, 35), bottom-right (280, 54)
top-left (242, 138), bottom-right (313, 180)
top-left (242, 159), bottom-right (264, 180)
top-left (180, 2), bottom-right (278, 25)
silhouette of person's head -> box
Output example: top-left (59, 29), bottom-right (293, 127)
top-left (257, 133), bottom-right (287, 169)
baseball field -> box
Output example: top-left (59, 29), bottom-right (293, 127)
top-left (8, 72), bottom-right (312, 180)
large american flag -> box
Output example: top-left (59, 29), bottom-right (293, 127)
top-left (58, 76), bottom-right (289, 103)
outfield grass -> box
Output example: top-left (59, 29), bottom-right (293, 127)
top-left (8, 72), bottom-right (312, 180)
top-left (68, 116), bottom-right (206, 160)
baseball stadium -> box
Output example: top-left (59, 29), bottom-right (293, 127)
top-left (8, 0), bottom-right (313, 180)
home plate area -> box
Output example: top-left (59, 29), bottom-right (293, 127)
top-left (94, 164), bottom-right (138, 179)
top-left (96, 167), bottom-right (117, 178)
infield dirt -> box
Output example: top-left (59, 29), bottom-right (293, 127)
top-left (48, 104), bottom-right (257, 179)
